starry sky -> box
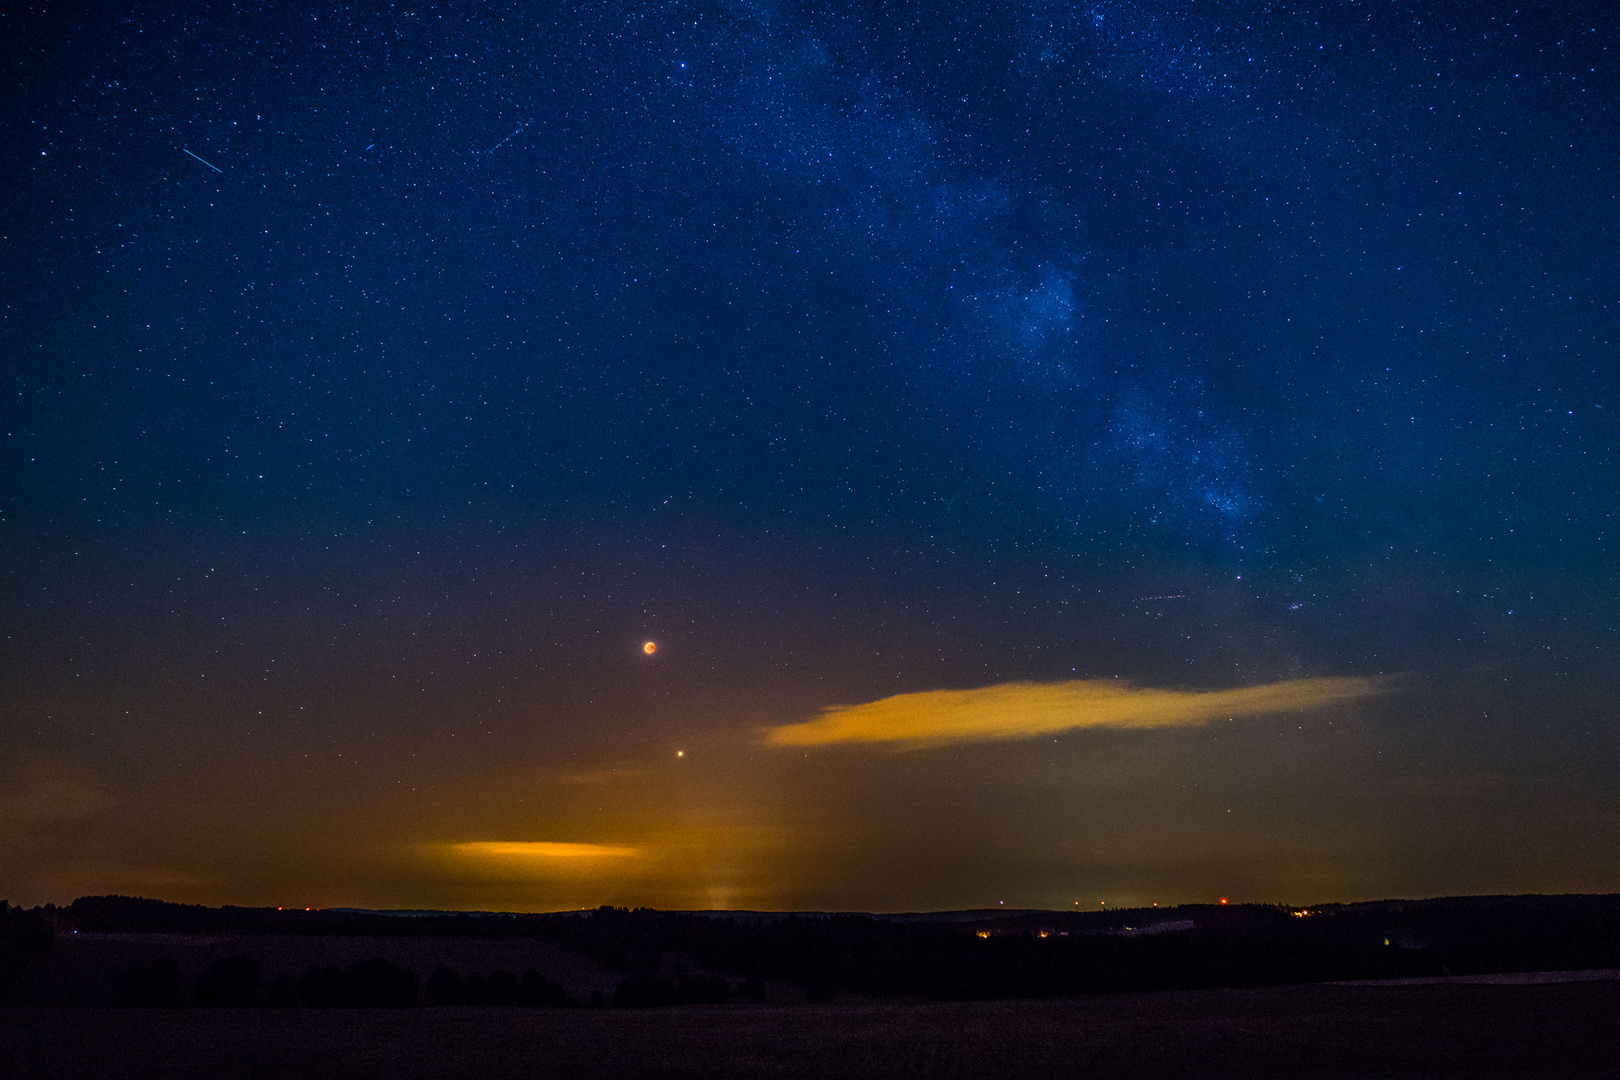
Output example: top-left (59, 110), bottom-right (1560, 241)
top-left (3, 1), bottom-right (1617, 913)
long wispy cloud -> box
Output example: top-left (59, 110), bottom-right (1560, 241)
top-left (764, 676), bottom-right (1389, 748)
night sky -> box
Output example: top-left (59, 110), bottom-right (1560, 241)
top-left (3, 1), bottom-right (1617, 914)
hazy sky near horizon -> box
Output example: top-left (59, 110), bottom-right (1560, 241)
top-left (3, 0), bottom-right (1618, 912)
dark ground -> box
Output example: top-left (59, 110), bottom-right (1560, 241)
top-left (5, 980), bottom-right (1620, 1079)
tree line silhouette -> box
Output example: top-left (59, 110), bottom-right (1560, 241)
top-left (102, 953), bottom-right (764, 1008)
top-left (9, 893), bottom-right (1620, 1005)
top-left (108, 954), bottom-right (565, 1008)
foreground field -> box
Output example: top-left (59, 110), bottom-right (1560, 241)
top-left (5, 980), bottom-right (1619, 1079)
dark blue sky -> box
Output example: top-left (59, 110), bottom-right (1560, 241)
top-left (3, 1), bottom-right (1617, 911)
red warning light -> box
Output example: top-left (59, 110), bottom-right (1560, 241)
top-left (1219, 897), bottom-right (1229, 905)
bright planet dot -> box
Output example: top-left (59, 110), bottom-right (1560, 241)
top-left (642, 641), bottom-right (656, 654)
top-left (676, 750), bottom-right (684, 758)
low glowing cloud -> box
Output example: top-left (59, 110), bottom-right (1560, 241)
top-left (765, 676), bottom-right (1389, 748)
top-left (449, 841), bottom-right (642, 860)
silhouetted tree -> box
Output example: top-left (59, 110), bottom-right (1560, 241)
top-left (679, 973), bottom-right (731, 1004)
top-left (611, 972), bottom-right (730, 1007)
top-left (345, 958), bottom-right (417, 1007)
top-left (265, 971), bottom-right (297, 1007)
top-left (483, 969), bottom-right (518, 1006)
top-left (196, 954), bottom-right (259, 1007)
top-left (297, 963), bottom-right (347, 1007)
top-left (426, 964), bottom-right (464, 1005)
top-left (0, 903), bottom-right (52, 1002)
top-left (612, 973), bottom-right (680, 1008)
top-left (515, 968), bottom-right (569, 1006)
top-left (109, 959), bottom-right (180, 1007)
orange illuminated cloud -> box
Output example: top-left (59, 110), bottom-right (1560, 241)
top-left (764, 676), bottom-right (1389, 748)
top-left (449, 841), bottom-right (642, 860)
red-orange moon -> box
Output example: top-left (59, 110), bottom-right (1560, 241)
top-left (642, 641), bottom-right (657, 655)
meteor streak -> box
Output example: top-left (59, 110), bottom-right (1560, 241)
top-left (181, 148), bottom-right (222, 173)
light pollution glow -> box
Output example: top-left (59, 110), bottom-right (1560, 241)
top-left (436, 830), bottom-right (781, 907)
top-left (764, 676), bottom-right (1391, 748)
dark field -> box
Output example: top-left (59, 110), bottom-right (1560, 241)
top-left (6, 980), bottom-right (1620, 1079)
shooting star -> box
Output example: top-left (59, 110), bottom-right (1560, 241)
top-left (181, 148), bottom-right (223, 173)
top-left (486, 119), bottom-right (533, 154)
